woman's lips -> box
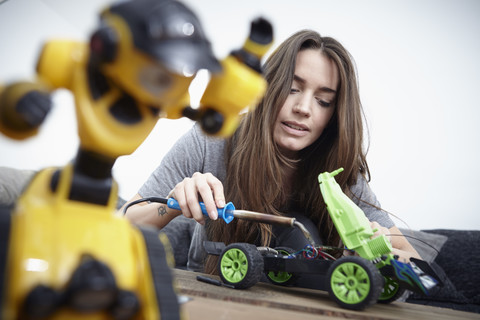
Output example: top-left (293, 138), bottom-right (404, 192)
top-left (281, 121), bottom-right (309, 136)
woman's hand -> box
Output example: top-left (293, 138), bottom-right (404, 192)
top-left (343, 222), bottom-right (391, 257)
top-left (343, 221), bottom-right (421, 262)
top-left (370, 221), bottom-right (391, 243)
top-left (370, 221), bottom-right (421, 262)
top-left (171, 172), bottom-right (225, 225)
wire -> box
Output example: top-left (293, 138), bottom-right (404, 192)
top-left (291, 245), bottom-right (338, 261)
top-left (303, 245), bottom-right (319, 259)
top-left (318, 250), bottom-right (337, 261)
top-left (389, 233), bottom-right (441, 255)
top-left (122, 197), bottom-right (168, 214)
top-left (353, 195), bottom-right (413, 230)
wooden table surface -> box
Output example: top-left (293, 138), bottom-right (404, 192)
top-left (174, 269), bottom-right (480, 320)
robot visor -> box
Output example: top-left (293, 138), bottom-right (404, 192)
top-left (148, 39), bottom-right (222, 76)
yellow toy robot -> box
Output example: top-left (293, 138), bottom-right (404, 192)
top-left (0, 0), bottom-right (273, 318)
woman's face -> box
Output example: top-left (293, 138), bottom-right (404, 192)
top-left (273, 49), bottom-right (339, 158)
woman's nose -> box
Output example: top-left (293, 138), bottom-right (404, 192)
top-left (292, 96), bottom-right (311, 116)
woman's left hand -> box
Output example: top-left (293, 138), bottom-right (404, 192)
top-left (343, 222), bottom-right (421, 262)
top-left (370, 221), bottom-right (391, 243)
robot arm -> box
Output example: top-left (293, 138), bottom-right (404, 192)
top-left (0, 39), bottom-right (84, 141)
top-left (180, 17), bottom-right (274, 136)
top-left (0, 81), bottom-right (52, 140)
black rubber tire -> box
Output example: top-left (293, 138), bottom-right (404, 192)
top-left (139, 227), bottom-right (180, 320)
top-left (326, 256), bottom-right (383, 310)
top-left (218, 243), bottom-right (263, 289)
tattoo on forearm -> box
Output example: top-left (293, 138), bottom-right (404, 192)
top-left (158, 205), bottom-right (167, 217)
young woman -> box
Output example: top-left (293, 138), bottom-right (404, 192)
top-left (122, 30), bottom-right (420, 274)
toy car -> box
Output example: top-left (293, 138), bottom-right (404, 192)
top-left (202, 168), bottom-right (441, 311)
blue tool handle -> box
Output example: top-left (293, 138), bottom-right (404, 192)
top-left (167, 198), bottom-right (235, 224)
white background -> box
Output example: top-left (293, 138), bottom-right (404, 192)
top-left (1, 0), bottom-right (479, 231)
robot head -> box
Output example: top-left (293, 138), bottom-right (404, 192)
top-left (90, 0), bottom-right (220, 107)
top-left (107, 0), bottom-right (221, 75)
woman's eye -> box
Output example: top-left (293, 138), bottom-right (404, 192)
top-left (317, 99), bottom-right (331, 107)
top-left (290, 88), bottom-right (299, 94)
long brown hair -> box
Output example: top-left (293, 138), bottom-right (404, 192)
top-left (205, 30), bottom-right (370, 274)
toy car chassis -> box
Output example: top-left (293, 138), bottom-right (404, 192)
top-left (202, 168), bottom-right (442, 311)
top-left (204, 240), bottom-right (440, 311)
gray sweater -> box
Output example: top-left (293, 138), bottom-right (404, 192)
top-left (139, 124), bottom-right (394, 271)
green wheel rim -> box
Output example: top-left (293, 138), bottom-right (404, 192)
top-left (267, 249), bottom-right (293, 284)
top-left (220, 248), bottom-right (249, 283)
top-left (267, 270), bottom-right (293, 283)
top-left (379, 277), bottom-right (400, 300)
top-left (330, 262), bottom-right (371, 305)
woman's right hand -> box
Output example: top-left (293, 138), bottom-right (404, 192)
top-left (171, 172), bottom-right (226, 225)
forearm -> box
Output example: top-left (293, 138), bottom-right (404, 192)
top-left (370, 223), bottom-right (421, 262)
top-left (119, 194), bottom-right (181, 229)
top-left (389, 226), bottom-right (421, 262)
